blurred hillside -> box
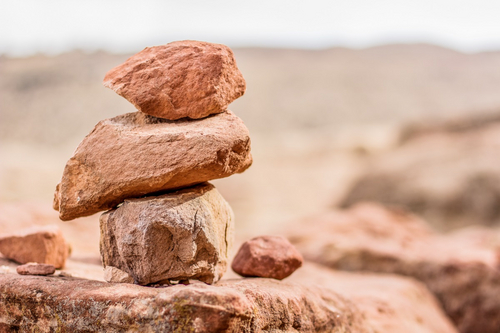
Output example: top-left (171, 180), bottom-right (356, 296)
top-left (2, 43), bottom-right (500, 242)
top-left (4, 44), bottom-right (500, 146)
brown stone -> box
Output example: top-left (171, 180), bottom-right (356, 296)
top-left (0, 202), bottom-right (102, 259)
top-left (0, 225), bottom-right (70, 268)
top-left (0, 262), bottom-right (457, 332)
top-left (16, 263), bottom-right (55, 276)
top-left (103, 40), bottom-right (246, 120)
top-left (53, 110), bottom-right (252, 221)
top-left (288, 202), bottom-right (500, 333)
top-left (231, 235), bottom-right (303, 280)
top-left (100, 183), bottom-right (234, 285)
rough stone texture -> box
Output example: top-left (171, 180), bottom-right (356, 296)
top-left (0, 261), bottom-right (457, 333)
top-left (340, 121), bottom-right (500, 230)
top-left (0, 274), bottom-right (364, 333)
top-left (103, 266), bottom-right (133, 284)
top-left (231, 235), bottom-right (303, 280)
top-left (16, 263), bottom-right (55, 276)
top-left (288, 202), bottom-right (500, 333)
top-left (100, 183), bottom-right (234, 285)
top-left (0, 225), bottom-right (70, 268)
top-left (54, 110), bottom-right (252, 221)
top-left (103, 40), bottom-right (246, 120)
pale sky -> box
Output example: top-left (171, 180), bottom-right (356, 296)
top-left (2, 0), bottom-right (500, 55)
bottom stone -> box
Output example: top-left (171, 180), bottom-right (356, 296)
top-left (0, 273), bottom-right (359, 333)
top-left (100, 183), bottom-right (234, 285)
top-left (0, 260), bottom-right (457, 333)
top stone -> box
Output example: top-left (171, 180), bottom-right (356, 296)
top-left (103, 40), bottom-right (246, 120)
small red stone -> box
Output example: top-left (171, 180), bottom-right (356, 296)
top-left (16, 263), bottom-right (56, 276)
top-left (231, 235), bottom-right (303, 280)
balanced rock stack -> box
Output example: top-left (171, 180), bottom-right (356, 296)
top-left (53, 40), bottom-right (252, 285)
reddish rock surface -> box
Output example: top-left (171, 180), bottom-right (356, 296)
top-left (54, 111), bottom-right (252, 221)
top-left (231, 235), bottom-right (303, 280)
top-left (288, 202), bottom-right (500, 333)
top-left (16, 263), bottom-right (55, 276)
top-left (0, 225), bottom-right (70, 268)
top-left (289, 263), bottom-right (457, 333)
top-left (0, 274), bottom-right (362, 332)
top-left (103, 40), bottom-right (246, 120)
top-left (0, 260), bottom-right (457, 332)
top-left (100, 183), bottom-right (234, 285)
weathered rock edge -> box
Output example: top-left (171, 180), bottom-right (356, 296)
top-left (103, 40), bottom-right (246, 120)
top-left (53, 110), bottom-right (252, 221)
top-left (0, 274), bottom-right (363, 333)
top-left (289, 203), bottom-right (499, 333)
top-left (100, 183), bottom-right (234, 285)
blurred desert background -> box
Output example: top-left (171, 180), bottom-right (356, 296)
top-left (2, 43), bottom-right (500, 257)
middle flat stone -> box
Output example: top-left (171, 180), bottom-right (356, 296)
top-left (100, 183), bottom-right (234, 285)
top-left (53, 110), bottom-right (252, 221)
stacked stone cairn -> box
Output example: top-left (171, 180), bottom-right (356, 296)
top-left (53, 40), bottom-right (252, 285)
